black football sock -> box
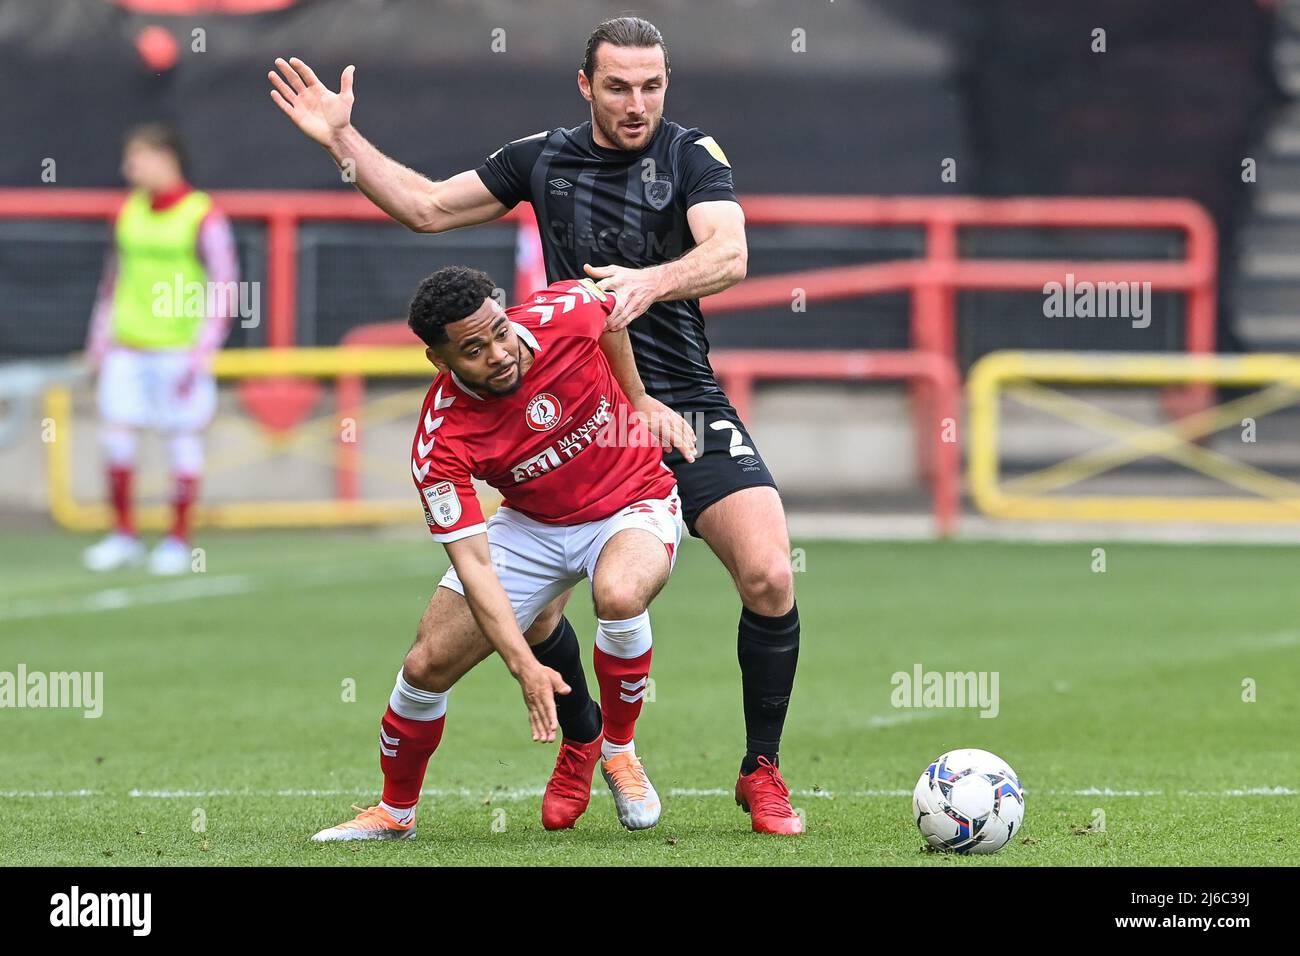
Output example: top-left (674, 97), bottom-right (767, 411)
top-left (531, 616), bottom-right (602, 744)
top-left (738, 601), bottom-right (800, 776)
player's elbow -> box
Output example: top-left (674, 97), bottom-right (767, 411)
top-left (408, 207), bottom-right (443, 234)
top-left (724, 240), bottom-right (748, 286)
top-left (409, 185), bottom-right (449, 234)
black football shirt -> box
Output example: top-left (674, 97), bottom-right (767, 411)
top-left (475, 120), bottom-right (739, 410)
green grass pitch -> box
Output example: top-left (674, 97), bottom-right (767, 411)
top-left (1, 529), bottom-right (1296, 866)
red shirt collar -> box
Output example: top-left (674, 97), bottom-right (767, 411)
top-left (150, 182), bottom-right (193, 211)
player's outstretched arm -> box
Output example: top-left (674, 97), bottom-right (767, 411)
top-left (444, 533), bottom-right (570, 742)
top-left (267, 57), bottom-right (508, 233)
top-left (584, 200), bottom-right (748, 330)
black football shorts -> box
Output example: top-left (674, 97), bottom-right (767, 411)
top-left (663, 404), bottom-right (779, 537)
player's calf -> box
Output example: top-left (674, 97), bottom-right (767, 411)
top-left (586, 514), bottom-right (678, 831)
top-left (534, 615), bottom-right (605, 830)
top-left (310, 589), bottom-right (477, 844)
top-left (695, 486), bottom-right (803, 826)
top-left (593, 611), bottom-right (661, 830)
top-left (310, 667), bottom-right (447, 843)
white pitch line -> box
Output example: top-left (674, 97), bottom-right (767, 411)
top-left (0, 574), bottom-right (255, 622)
top-left (861, 710), bottom-right (944, 729)
top-left (1247, 631), bottom-right (1300, 649)
top-left (0, 558), bottom-right (428, 624)
top-left (2, 786), bottom-right (1294, 800)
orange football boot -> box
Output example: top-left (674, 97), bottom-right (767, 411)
top-left (310, 804), bottom-right (416, 842)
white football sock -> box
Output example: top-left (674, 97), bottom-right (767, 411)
top-left (602, 738), bottom-right (635, 760)
top-left (389, 669), bottom-right (449, 721)
top-left (379, 801), bottom-right (415, 824)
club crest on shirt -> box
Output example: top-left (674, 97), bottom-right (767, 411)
top-left (644, 176), bottom-right (674, 211)
top-left (421, 480), bottom-right (461, 528)
top-left (525, 392), bottom-right (563, 431)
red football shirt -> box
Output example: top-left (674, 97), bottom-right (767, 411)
top-left (410, 279), bottom-right (677, 542)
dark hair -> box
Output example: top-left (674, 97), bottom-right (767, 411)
top-left (408, 266), bottom-right (498, 347)
top-left (123, 122), bottom-right (189, 178)
top-left (581, 17), bottom-right (669, 80)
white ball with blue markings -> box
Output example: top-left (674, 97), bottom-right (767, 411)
top-left (913, 748), bottom-right (1024, 854)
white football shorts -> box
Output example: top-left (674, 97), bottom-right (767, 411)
top-left (438, 488), bottom-right (683, 632)
top-left (97, 347), bottom-right (216, 432)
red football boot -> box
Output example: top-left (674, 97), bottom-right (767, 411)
top-left (541, 734), bottom-right (604, 830)
top-left (735, 756), bottom-right (804, 835)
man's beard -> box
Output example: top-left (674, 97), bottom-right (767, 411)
top-left (596, 111), bottom-right (657, 150)
top-left (487, 371), bottom-right (523, 396)
top-left (477, 361), bottom-right (523, 396)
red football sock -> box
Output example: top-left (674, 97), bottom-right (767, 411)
top-left (170, 474), bottom-right (199, 542)
top-left (108, 466), bottom-right (134, 535)
top-left (379, 705), bottom-right (446, 809)
top-left (593, 646), bottom-right (652, 746)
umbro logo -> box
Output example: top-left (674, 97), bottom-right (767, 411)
top-left (548, 178), bottom-right (572, 189)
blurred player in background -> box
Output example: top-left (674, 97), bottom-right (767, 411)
top-left (312, 267), bottom-right (695, 841)
top-left (82, 123), bottom-right (238, 575)
top-left (270, 16), bottom-right (804, 835)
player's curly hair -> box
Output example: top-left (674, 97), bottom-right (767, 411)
top-left (582, 17), bottom-right (669, 79)
top-left (408, 266), bottom-right (498, 347)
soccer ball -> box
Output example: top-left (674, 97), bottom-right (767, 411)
top-left (912, 748), bottom-right (1024, 854)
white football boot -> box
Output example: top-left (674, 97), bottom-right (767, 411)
top-left (311, 805), bottom-right (416, 842)
top-left (148, 536), bottom-right (192, 576)
top-left (601, 752), bottom-right (661, 830)
top-left (82, 533), bottom-right (145, 572)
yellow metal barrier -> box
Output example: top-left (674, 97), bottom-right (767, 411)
top-left (967, 351), bottom-right (1300, 522)
top-left (43, 346), bottom-right (504, 531)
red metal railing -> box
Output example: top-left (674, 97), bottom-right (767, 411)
top-left (710, 349), bottom-right (960, 533)
top-left (334, 323), bottom-right (962, 534)
top-left (705, 196), bottom-right (1217, 481)
top-left (706, 195), bottom-right (1216, 353)
top-left (0, 190), bottom-right (1218, 535)
top-left (0, 190), bottom-right (1216, 354)
top-left (0, 189), bottom-right (538, 345)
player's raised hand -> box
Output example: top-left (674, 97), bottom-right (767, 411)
top-left (584, 262), bottom-right (662, 331)
top-left (633, 395), bottom-right (697, 462)
top-left (268, 57), bottom-right (355, 148)
top-left (517, 662), bottom-right (570, 743)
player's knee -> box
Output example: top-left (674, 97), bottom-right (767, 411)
top-left (738, 553), bottom-right (795, 616)
top-left (166, 431), bottom-right (204, 476)
top-left (402, 641), bottom-right (455, 695)
top-left (592, 580), bottom-right (648, 621)
top-left (100, 426), bottom-right (137, 467)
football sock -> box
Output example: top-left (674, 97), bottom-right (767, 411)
top-left (170, 474), bottom-right (199, 543)
top-left (602, 738), bottom-right (635, 760)
top-left (531, 616), bottom-right (601, 744)
top-left (379, 801), bottom-right (415, 825)
top-left (378, 669), bottom-right (448, 810)
top-left (107, 466), bottom-right (134, 536)
top-left (738, 601), bottom-right (800, 776)
top-left (593, 611), bottom-right (653, 748)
